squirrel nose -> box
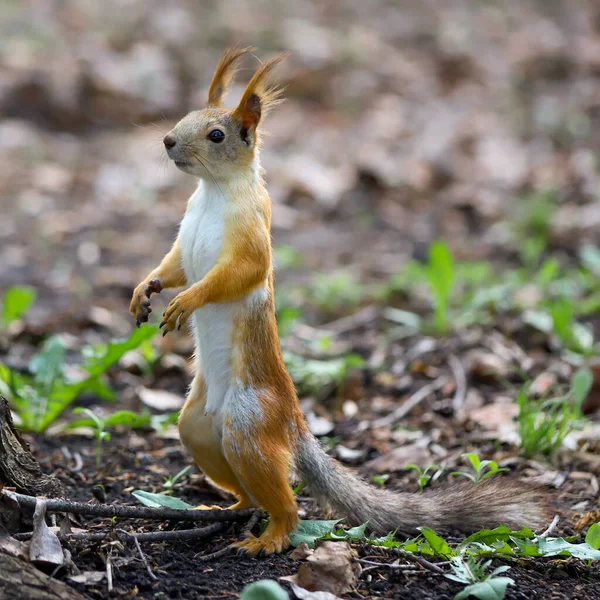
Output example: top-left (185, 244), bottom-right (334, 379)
top-left (163, 134), bottom-right (176, 149)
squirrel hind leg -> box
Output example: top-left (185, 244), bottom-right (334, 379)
top-left (179, 375), bottom-right (251, 503)
top-left (222, 418), bottom-right (299, 555)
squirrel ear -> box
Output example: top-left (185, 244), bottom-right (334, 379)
top-left (233, 53), bottom-right (288, 144)
top-left (207, 47), bottom-right (253, 107)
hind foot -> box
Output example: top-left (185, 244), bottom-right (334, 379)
top-left (234, 531), bottom-right (290, 556)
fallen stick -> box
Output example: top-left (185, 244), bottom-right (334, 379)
top-left (372, 375), bottom-right (449, 428)
top-left (14, 522), bottom-right (226, 543)
top-left (2, 490), bottom-right (253, 523)
top-left (195, 507), bottom-right (265, 562)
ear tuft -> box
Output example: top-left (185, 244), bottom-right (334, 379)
top-left (207, 46), bottom-right (254, 107)
top-left (233, 52), bottom-right (289, 139)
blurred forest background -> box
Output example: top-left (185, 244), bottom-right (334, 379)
top-left (2, 0), bottom-right (600, 331)
top-left (2, 1), bottom-right (600, 598)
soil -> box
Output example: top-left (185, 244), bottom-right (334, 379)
top-left (20, 428), bottom-right (599, 600)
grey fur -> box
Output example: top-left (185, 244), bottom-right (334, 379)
top-left (295, 434), bottom-right (546, 536)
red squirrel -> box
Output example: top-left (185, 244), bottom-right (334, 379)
top-left (130, 48), bottom-right (545, 555)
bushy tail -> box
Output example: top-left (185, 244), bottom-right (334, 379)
top-left (295, 434), bottom-right (546, 536)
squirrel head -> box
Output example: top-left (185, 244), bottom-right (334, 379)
top-left (163, 47), bottom-right (287, 181)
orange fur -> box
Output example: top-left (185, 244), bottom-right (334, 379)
top-left (207, 47), bottom-right (253, 107)
top-left (130, 237), bottom-right (187, 323)
top-left (160, 204), bottom-right (271, 333)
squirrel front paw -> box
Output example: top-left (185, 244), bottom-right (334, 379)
top-left (160, 290), bottom-right (195, 335)
top-left (130, 278), bottom-right (163, 326)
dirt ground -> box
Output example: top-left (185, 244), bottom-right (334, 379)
top-left (2, 0), bottom-right (600, 598)
top-left (25, 433), bottom-right (599, 600)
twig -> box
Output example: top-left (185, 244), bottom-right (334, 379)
top-left (321, 305), bottom-right (378, 335)
top-left (373, 376), bottom-right (449, 428)
top-left (106, 555), bottom-right (113, 593)
top-left (535, 515), bottom-right (560, 541)
top-left (390, 548), bottom-right (445, 575)
top-left (118, 529), bottom-right (158, 580)
top-left (196, 509), bottom-right (265, 562)
top-left (449, 354), bottom-right (467, 413)
top-left (2, 490), bottom-right (253, 523)
top-left (14, 522), bottom-right (226, 543)
top-left (355, 558), bottom-right (418, 572)
top-left (196, 544), bottom-right (233, 562)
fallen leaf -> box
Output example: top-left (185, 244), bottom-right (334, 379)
top-left (68, 571), bottom-right (106, 585)
top-left (529, 372), bottom-right (558, 397)
top-left (465, 350), bottom-right (511, 380)
top-left (290, 542), bottom-right (314, 561)
top-left (336, 445), bottom-right (365, 463)
top-left (284, 542), bottom-right (361, 595)
top-left (306, 412), bottom-right (334, 437)
top-left (364, 443), bottom-right (433, 473)
top-left (289, 582), bottom-right (342, 600)
top-left (29, 499), bottom-right (65, 570)
top-left (137, 387), bottom-right (184, 411)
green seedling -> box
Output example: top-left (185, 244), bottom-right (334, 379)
top-left (71, 408), bottom-right (147, 472)
top-left (163, 466), bottom-right (191, 495)
top-left (311, 271), bottom-right (362, 312)
top-left (0, 325), bottom-right (158, 432)
top-left (518, 367), bottom-right (592, 458)
top-left (426, 241), bottom-right (455, 334)
top-left (273, 244), bottom-right (303, 270)
top-left (1, 285), bottom-right (36, 329)
top-left (405, 464), bottom-right (443, 492)
top-left (446, 556), bottom-right (514, 600)
top-left (513, 188), bottom-right (557, 268)
top-left (283, 350), bottom-right (364, 397)
top-left (451, 453), bottom-right (508, 484)
top-left (371, 473), bottom-right (389, 487)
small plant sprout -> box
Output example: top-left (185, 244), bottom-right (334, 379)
top-left (70, 408), bottom-right (147, 472)
top-left (371, 473), bottom-right (390, 487)
top-left (518, 367), bottom-right (592, 458)
top-left (405, 464), bottom-right (443, 492)
top-left (1, 285), bottom-right (36, 329)
top-left (162, 466), bottom-right (191, 495)
top-left (426, 241), bottom-right (455, 335)
top-left (0, 325), bottom-right (158, 432)
top-left (72, 408), bottom-right (111, 472)
top-left (451, 453), bottom-right (508, 484)
top-left (446, 556), bottom-right (514, 600)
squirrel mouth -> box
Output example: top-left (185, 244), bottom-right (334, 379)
top-left (174, 160), bottom-right (192, 168)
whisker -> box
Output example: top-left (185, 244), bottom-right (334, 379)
top-left (188, 150), bottom-right (230, 204)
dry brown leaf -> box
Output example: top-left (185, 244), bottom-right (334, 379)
top-left (137, 387), bottom-right (184, 411)
top-left (68, 571), bottom-right (106, 585)
top-left (290, 542), bottom-right (314, 561)
top-left (283, 542), bottom-right (360, 595)
top-left (364, 443), bottom-right (433, 473)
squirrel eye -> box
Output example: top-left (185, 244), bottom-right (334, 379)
top-left (207, 129), bottom-right (225, 143)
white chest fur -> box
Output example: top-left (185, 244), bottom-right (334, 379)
top-left (179, 181), bottom-right (233, 415)
top-left (179, 181), bottom-right (226, 284)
